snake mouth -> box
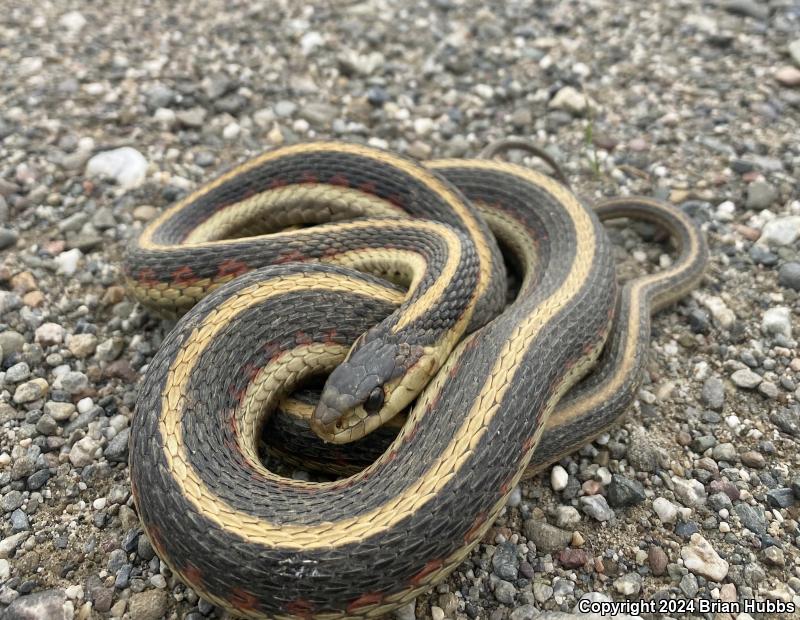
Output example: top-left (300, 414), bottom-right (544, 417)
top-left (309, 400), bottom-right (344, 438)
top-left (310, 386), bottom-right (365, 441)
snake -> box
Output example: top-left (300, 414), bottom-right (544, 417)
top-left (125, 141), bottom-right (707, 619)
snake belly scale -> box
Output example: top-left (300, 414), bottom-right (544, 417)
top-left (126, 142), bottom-right (706, 618)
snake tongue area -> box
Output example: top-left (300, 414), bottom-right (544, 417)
top-left (127, 143), bottom-right (627, 619)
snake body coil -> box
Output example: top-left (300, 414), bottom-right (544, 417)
top-left (126, 142), bottom-right (706, 618)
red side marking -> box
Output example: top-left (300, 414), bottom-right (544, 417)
top-left (425, 391), bottom-right (442, 413)
top-left (329, 174), bottom-right (350, 187)
top-left (322, 329), bottom-right (338, 345)
top-left (172, 265), bottom-right (199, 286)
top-left (217, 258), bottom-right (249, 279)
top-left (224, 410), bottom-right (239, 443)
top-left (243, 362), bottom-right (261, 381)
top-left (228, 384), bottom-right (246, 406)
top-left (347, 592), bottom-right (384, 613)
top-left (295, 331), bottom-right (312, 346)
top-left (448, 360), bottom-right (462, 380)
top-left (404, 422), bottom-right (419, 443)
top-left (269, 178), bottom-right (288, 189)
top-left (387, 194), bottom-right (405, 209)
top-left (499, 474), bottom-right (514, 496)
top-left (276, 249), bottom-right (307, 264)
top-left (263, 341), bottom-right (282, 360)
top-left (409, 559), bottom-right (443, 586)
top-left (137, 267), bottom-right (159, 287)
top-left (300, 171), bottom-right (319, 184)
top-left (181, 563), bottom-right (204, 589)
top-left (464, 512), bottom-right (488, 544)
top-left (359, 181), bottom-right (377, 195)
top-left (522, 435), bottom-right (537, 453)
top-left (229, 587), bottom-right (260, 613)
top-left (286, 599), bottom-right (315, 619)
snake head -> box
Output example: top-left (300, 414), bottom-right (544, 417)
top-left (311, 337), bottom-right (436, 444)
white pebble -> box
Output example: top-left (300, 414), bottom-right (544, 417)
top-left (77, 398), bottom-right (94, 414)
top-left (550, 465), bottom-right (569, 492)
top-left (762, 307), bottom-right (792, 338)
top-left (653, 497), bottom-right (678, 523)
top-left (92, 497), bottom-right (107, 510)
top-left (222, 122), bottom-right (241, 140)
top-left (86, 147), bottom-right (148, 189)
top-left (55, 248), bottom-right (83, 275)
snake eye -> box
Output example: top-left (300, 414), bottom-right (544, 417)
top-left (364, 386), bottom-right (385, 414)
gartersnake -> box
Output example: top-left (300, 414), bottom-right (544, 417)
top-left (126, 141), bottom-right (707, 619)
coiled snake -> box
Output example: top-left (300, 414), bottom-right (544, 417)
top-left (125, 141), bottom-right (707, 619)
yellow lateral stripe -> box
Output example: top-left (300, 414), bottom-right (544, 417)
top-left (184, 184), bottom-right (406, 244)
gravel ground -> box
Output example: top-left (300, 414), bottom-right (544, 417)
top-left (1, 0), bottom-right (800, 619)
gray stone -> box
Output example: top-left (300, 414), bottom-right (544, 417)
top-left (2, 490), bottom-right (23, 513)
top-left (731, 368), bottom-right (761, 389)
top-left (759, 216), bottom-right (800, 247)
top-left (607, 475), bottom-right (645, 507)
top-left (680, 572), bottom-right (699, 597)
top-left (790, 40), bottom-right (800, 67)
top-left (58, 371), bottom-right (89, 394)
top-left (105, 428), bottom-right (130, 462)
top-left (0, 331), bottom-right (25, 355)
top-left (10, 509), bottom-right (29, 532)
top-left (712, 442), bottom-right (736, 462)
top-left (766, 488), bottom-right (795, 509)
top-left (128, 590), bottom-right (169, 620)
top-left (772, 408), bottom-right (799, 436)
top-left (579, 495), bottom-right (615, 521)
top-left (491, 543), bottom-right (520, 581)
top-left (5, 362), bottom-right (31, 383)
top-left (3, 589), bottom-right (72, 620)
top-left (701, 376), bottom-right (725, 410)
top-left (734, 502), bottom-right (766, 534)
top-left (0, 227), bottom-right (18, 250)
top-left (746, 180), bottom-right (778, 209)
top-left (493, 579), bottom-right (516, 604)
top-left (393, 602), bottom-right (416, 620)
top-left (0, 291), bottom-right (22, 314)
top-left (524, 520), bottom-right (572, 553)
top-left (145, 83), bottom-right (177, 109)
top-left (778, 262), bottom-right (800, 291)
top-left (724, 0), bottom-right (768, 19)
top-left (176, 108), bottom-right (207, 128)
top-left (509, 605), bottom-right (537, 620)
top-left (299, 103), bottom-right (337, 126)
top-left (274, 101), bottom-right (297, 117)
